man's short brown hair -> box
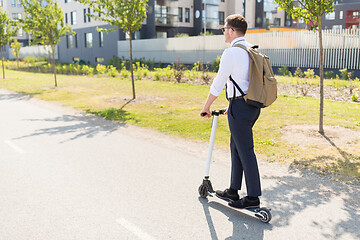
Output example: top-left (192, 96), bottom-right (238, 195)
top-left (225, 14), bottom-right (247, 35)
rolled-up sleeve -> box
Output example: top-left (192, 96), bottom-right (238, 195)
top-left (210, 48), bottom-right (233, 97)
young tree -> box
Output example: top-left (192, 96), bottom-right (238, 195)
top-left (20, 0), bottom-right (73, 87)
top-left (274, 0), bottom-right (335, 134)
top-left (10, 39), bottom-right (21, 68)
top-left (79, 0), bottom-right (149, 99)
top-left (0, 7), bottom-right (18, 79)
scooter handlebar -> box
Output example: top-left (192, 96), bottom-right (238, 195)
top-left (200, 109), bottom-right (226, 117)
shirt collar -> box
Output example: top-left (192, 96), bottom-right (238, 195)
top-left (231, 37), bottom-right (245, 47)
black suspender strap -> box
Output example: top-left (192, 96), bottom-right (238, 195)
top-left (229, 75), bottom-right (246, 97)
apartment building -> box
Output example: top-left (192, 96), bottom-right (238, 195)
top-left (1, 0), bottom-right (280, 64)
top-left (322, 0), bottom-right (360, 30)
top-left (0, 0), bottom-right (32, 46)
top-left (58, 0), bottom-right (248, 65)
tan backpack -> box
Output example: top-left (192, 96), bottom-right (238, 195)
top-left (230, 44), bottom-right (277, 108)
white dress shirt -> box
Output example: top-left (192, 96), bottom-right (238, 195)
top-left (210, 37), bottom-right (251, 98)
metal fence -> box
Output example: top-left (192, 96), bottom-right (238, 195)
top-left (117, 29), bottom-right (360, 70)
top-left (247, 29), bottom-right (360, 70)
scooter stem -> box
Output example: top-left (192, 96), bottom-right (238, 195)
top-left (204, 114), bottom-right (219, 177)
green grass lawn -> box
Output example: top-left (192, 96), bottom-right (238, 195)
top-left (1, 69), bottom-right (360, 183)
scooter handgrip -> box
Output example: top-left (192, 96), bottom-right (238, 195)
top-left (200, 112), bottom-right (208, 117)
top-left (219, 109), bottom-right (226, 115)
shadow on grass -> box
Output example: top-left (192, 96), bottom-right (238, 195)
top-left (88, 107), bottom-right (138, 123)
top-left (291, 133), bottom-right (360, 184)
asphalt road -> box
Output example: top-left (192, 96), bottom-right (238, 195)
top-left (0, 88), bottom-right (359, 240)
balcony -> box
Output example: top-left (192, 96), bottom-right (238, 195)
top-left (202, 0), bottom-right (219, 6)
top-left (155, 0), bottom-right (178, 27)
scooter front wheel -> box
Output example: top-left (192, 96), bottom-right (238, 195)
top-left (198, 184), bottom-right (208, 198)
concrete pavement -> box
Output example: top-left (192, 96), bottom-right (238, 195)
top-left (0, 88), bottom-right (359, 240)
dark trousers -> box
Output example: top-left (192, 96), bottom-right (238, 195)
top-left (228, 98), bottom-right (261, 197)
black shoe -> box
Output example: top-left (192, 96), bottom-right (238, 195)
top-left (215, 188), bottom-right (239, 202)
top-left (229, 196), bottom-right (260, 209)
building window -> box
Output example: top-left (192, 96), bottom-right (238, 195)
top-left (325, 11), bottom-right (335, 20)
top-left (74, 33), bottom-right (78, 48)
top-left (219, 11), bottom-right (224, 25)
top-left (83, 9), bottom-right (87, 23)
top-left (12, 13), bottom-right (21, 20)
top-left (65, 13), bottom-right (68, 24)
top-left (88, 8), bottom-right (91, 22)
top-left (65, 0), bottom-right (71, 3)
top-left (221, 0), bottom-right (225, 2)
top-left (95, 57), bottom-right (104, 63)
top-left (85, 33), bottom-right (93, 48)
top-left (99, 32), bottom-right (104, 47)
top-left (185, 8), bottom-right (190, 23)
top-left (339, 11), bottom-right (343, 20)
top-left (134, 31), bottom-right (141, 40)
top-left (17, 0), bottom-right (21, 7)
top-left (67, 35), bottom-right (74, 48)
top-left (156, 32), bottom-right (167, 38)
top-left (11, 0), bottom-right (15, 7)
top-left (71, 11), bottom-right (77, 25)
top-left (178, 7), bottom-right (183, 22)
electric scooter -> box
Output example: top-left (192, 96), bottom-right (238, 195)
top-left (198, 109), bottom-right (272, 223)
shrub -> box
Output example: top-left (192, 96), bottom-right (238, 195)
top-left (278, 65), bottom-right (290, 76)
top-left (294, 67), bottom-right (304, 78)
top-left (212, 56), bottom-right (220, 72)
top-left (339, 68), bottom-right (353, 80)
top-left (304, 68), bottom-right (315, 78)
top-left (120, 67), bottom-right (130, 78)
top-left (351, 92), bottom-right (358, 102)
top-left (174, 33), bottom-right (189, 38)
top-left (153, 68), bottom-right (162, 81)
top-left (81, 65), bottom-right (94, 75)
top-left (96, 64), bottom-right (107, 75)
top-left (107, 65), bottom-right (118, 78)
top-left (22, 56), bottom-right (39, 64)
top-left (325, 71), bottom-right (334, 79)
top-left (296, 78), bottom-right (309, 96)
top-left (200, 61), bottom-right (211, 85)
top-left (173, 58), bottom-right (185, 83)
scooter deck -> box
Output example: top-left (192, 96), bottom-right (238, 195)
top-left (208, 192), bottom-right (272, 223)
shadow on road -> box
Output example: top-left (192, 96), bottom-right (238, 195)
top-left (13, 114), bottom-right (126, 143)
top-left (199, 171), bottom-right (360, 239)
top-left (199, 197), bottom-right (272, 240)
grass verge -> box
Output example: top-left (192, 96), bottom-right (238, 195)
top-left (1, 69), bottom-right (360, 183)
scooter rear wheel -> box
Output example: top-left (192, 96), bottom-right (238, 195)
top-left (257, 208), bottom-right (272, 223)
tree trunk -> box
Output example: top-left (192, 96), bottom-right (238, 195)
top-left (129, 33), bottom-right (136, 99)
top-left (52, 45), bottom-right (57, 87)
top-left (16, 53), bottom-right (19, 68)
top-left (1, 46), bottom-right (5, 79)
top-left (318, 19), bottom-right (324, 134)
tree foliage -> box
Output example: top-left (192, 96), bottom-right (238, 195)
top-left (274, 0), bottom-right (335, 134)
top-left (0, 7), bottom-right (18, 79)
top-left (79, 0), bottom-right (149, 99)
top-left (11, 39), bottom-right (21, 68)
top-left (20, 0), bottom-right (73, 87)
